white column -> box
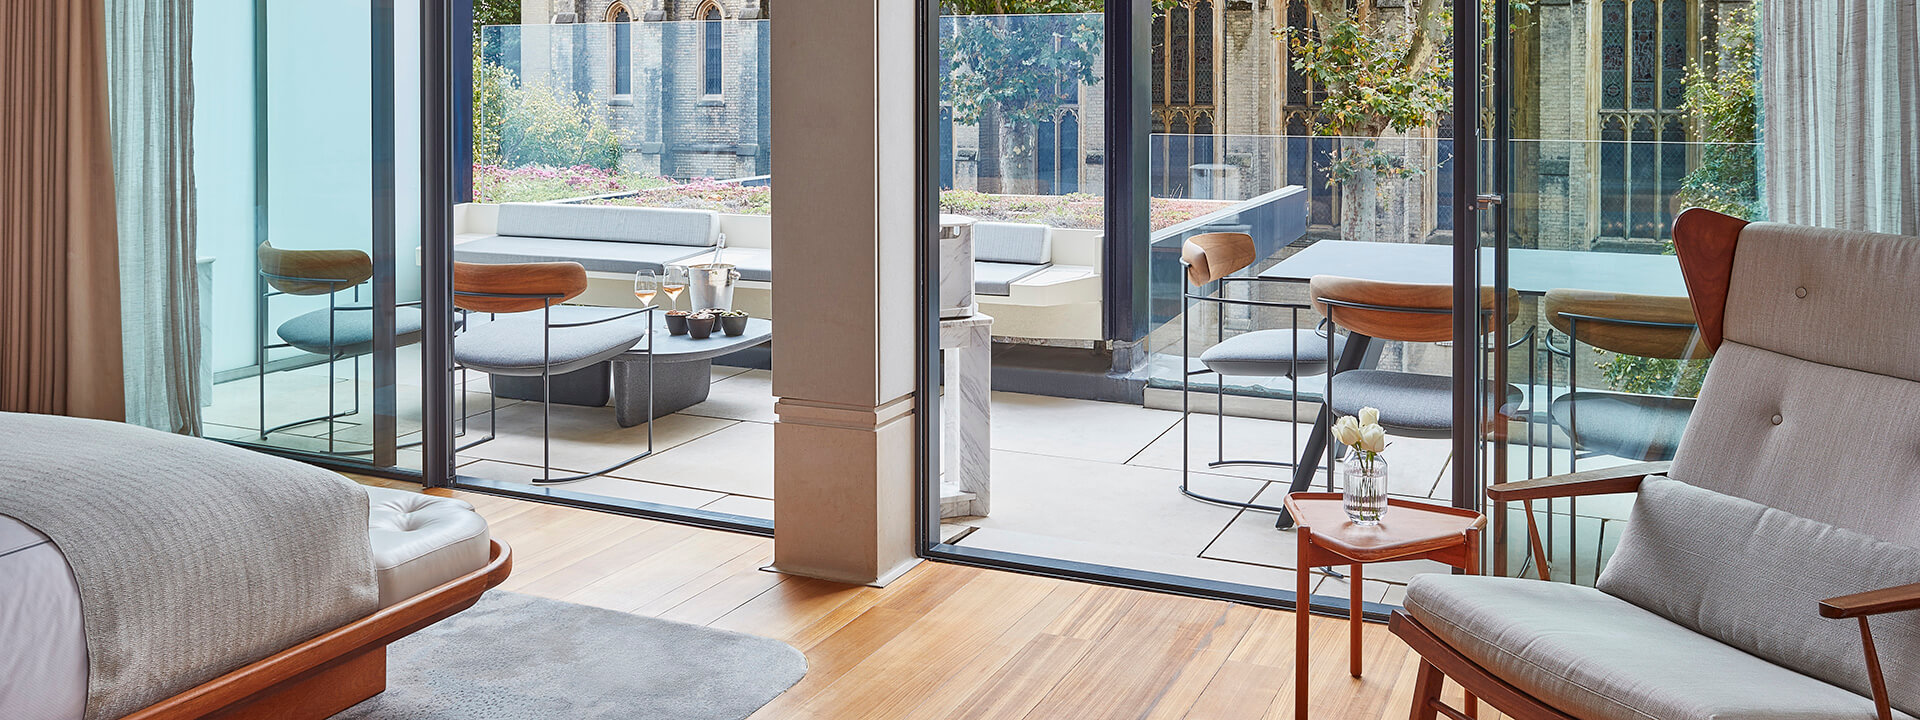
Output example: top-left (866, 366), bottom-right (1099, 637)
top-left (768, 0), bottom-right (921, 585)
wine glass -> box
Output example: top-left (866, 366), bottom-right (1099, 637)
top-left (633, 270), bottom-right (659, 308)
top-left (662, 266), bottom-right (688, 312)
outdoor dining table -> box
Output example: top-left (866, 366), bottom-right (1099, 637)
top-left (1252, 240), bottom-right (1689, 528)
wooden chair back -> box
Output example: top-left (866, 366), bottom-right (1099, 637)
top-left (258, 242), bottom-right (374, 296)
top-left (453, 261), bottom-right (588, 314)
top-left (1543, 289), bottom-right (1709, 360)
top-left (1180, 233), bottom-right (1257, 286)
top-left (1309, 276), bottom-right (1521, 343)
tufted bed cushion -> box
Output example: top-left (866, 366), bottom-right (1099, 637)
top-left (366, 487), bottom-right (492, 608)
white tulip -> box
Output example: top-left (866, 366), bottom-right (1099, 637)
top-left (1332, 416), bottom-right (1361, 446)
top-left (1359, 407), bottom-right (1380, 427)
top-left (1359, 424), bottom-right (1387, 453)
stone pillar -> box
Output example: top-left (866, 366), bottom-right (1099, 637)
top-left (768, 0), bottom-right (921, 586)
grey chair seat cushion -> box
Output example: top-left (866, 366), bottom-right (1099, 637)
top-left (455, 236), bottom-right (709, 275)
top-left (1328, 370), bottom-right (1521, 434)
top-left (974, 261), bottom-right (1051, 296)
top-left (455, 306), bottom-right (650, 376)
top-left (1550, 391), bottom-right (1693, 462)
top-left (278, 306), bottom-right (424, 356)
top-left (1198, 329), bottom-right (1344, 378)
top-left (1598, 478), bottom-right (1920, 717)
top-left (1404, 574), bottom-right (1910, 720)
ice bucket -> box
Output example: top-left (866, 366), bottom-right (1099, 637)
top-left (688, 263), bottom-right (741, 311)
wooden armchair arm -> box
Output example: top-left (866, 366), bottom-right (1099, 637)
top-left (1488, 462), bottom-right (1667, 582)
top-left (1819, 583), bottom-right (1920, 720)
top-left (1821, 582), bottom-right (1920, 620)
top-left (1487, 462), bottom-right (1670, 502)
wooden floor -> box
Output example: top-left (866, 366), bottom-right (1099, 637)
top-left (357, 476), bottom-right (1497, 720)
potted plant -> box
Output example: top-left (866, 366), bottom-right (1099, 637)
top-left (664, 309), bottom-right (690, 336)
top-left (686, 311), bottom-right (718, 339)
top-left (719, 309), bottom-right (749, 337)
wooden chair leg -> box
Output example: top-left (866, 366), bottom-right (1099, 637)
top-left (1465, 691), bottom-right (1479, 719)
top-left (1411, 658), bottom-right (1445, 720)
top-left (1523, 500), bottom-right (1551, 581)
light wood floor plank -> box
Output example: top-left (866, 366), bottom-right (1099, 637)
top-left (347, 477), bottom-right (1482, 720)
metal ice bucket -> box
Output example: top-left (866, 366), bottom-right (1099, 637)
top-left (688, 263), bottom-right (741, 311)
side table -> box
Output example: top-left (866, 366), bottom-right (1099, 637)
top-left (1285, 492), bottom-right (1486, 720)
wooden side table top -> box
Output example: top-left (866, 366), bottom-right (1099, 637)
top-left (1283, 493), bottom-right (1487, 563)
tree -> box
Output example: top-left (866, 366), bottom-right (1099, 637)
top-left (473, 59), bottom-right (623, 170)
top-left (1675, 3), bottom-right (1759, 219)
top-left (1286, 0), bottom-right (1453, 241)
top-left (941, 1), bottom-right (1180, 193)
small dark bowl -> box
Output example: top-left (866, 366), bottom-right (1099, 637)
top-left (686, 316), bottom-right (717, 339)
top-left (721, 314), bottom-right (749, 337)
top-left (664, 313), bottom-right (689, 336)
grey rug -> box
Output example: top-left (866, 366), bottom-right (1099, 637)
top-left (333, 591), bottom-right (807, 719)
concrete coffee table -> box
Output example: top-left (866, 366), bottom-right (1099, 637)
top-left (608, 318), bottom-right (771, 427)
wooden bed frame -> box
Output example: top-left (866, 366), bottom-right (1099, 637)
top-left (122, 539), bottom-right (512, 720)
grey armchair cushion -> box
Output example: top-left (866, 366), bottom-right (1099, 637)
top-left (1721, 222), bottom-right (1920, 385)
top-left (1198, 329), bottom-right (1343, 378)
top-left (1668, 341), bottom-right (1920, 548)
top-left (455, 236), bottom-right (710, 275)
top-left (455, 306), bottom-right (650, 376)
top-left (972, 221), bottom-right (1052, 264)
top-left (495, 203), bottom-right (719, 247)
top-left (1597, 477), bottom-right (1920, 716)
top-left (973, 261), bottom-right (1051, 296)
top-left (1404, 574), bottom-right (1909, 720)
top-left (278, 306), bottom-right (424, 356)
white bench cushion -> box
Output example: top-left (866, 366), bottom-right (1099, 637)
top-left (366, 487), bottom-right (491, 608)
top-left (456, 236), bottom-right (710, 275)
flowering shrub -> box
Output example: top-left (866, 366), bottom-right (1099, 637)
top-left (477, 166), bottom-right (1232, 232)
top-left (472, 164), bottom-right (669, 204)
top-left (473, 59), bottom-right (621, 170)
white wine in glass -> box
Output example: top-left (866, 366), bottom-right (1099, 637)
top-left (633, 270), bottom-right (659, 307)
top-left (662, 266), bottom-right (688, 312)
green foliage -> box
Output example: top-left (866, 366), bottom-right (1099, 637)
top-left (473, 0), bottom-right (521, 41)
top-left (472, 59), bottom-right (623, 170)
top-left (1285, 2), bottom-right (1451, 139)
top-left (1675, 3), bottom-right (1760, 219)
top-left (1596, 352), bottom-right (1709, 398)
top-left (941, 14), bottom-right (1104, 127)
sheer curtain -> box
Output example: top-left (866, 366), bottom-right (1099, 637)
top-left (0, 1), bottom-right (126, 420)
top-left (1763, 0), bottom-right (1920, 235)
top-left (109, 0), bottom-right (203, 433)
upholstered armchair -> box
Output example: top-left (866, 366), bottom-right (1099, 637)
top-left (1391, 209), bottom-right (1920, 720)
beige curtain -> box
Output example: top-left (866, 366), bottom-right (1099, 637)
top-left (0, 1), bottom-right (127, 420)
top-left (110, 0), bottom-right (203, 434)
top-left (1763, 0), bottom-right (1920, 235)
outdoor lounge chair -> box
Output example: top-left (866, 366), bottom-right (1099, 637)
top-left (1392, 208), bottom-right (1920, 720)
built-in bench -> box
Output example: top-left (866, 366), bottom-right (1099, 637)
top-left (453, 203), bottom-right (720, 274)
top-left (970, 221), bottom-right (1053, 296)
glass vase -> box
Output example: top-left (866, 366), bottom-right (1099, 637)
top-left (1342, 451), bottom-right (1389, 525)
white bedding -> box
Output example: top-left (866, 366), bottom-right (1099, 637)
top-left (0, 515), bottom-right (87, 720)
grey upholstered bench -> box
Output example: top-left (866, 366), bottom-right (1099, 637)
top-left (971, 221), bottom-right (1053, 296)
top-left (454, 203), bottom-right (720, 275)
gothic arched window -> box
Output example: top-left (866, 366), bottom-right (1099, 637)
top-left (607, 3), bottom-right (633, 96)
top-left (700, 2), bottom-right (724, 96)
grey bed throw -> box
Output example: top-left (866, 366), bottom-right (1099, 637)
top-left (0, 412), bottom-right (379, 720)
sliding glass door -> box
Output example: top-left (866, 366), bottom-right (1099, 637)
top-left (194, 0), bottom-right (425, 472)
